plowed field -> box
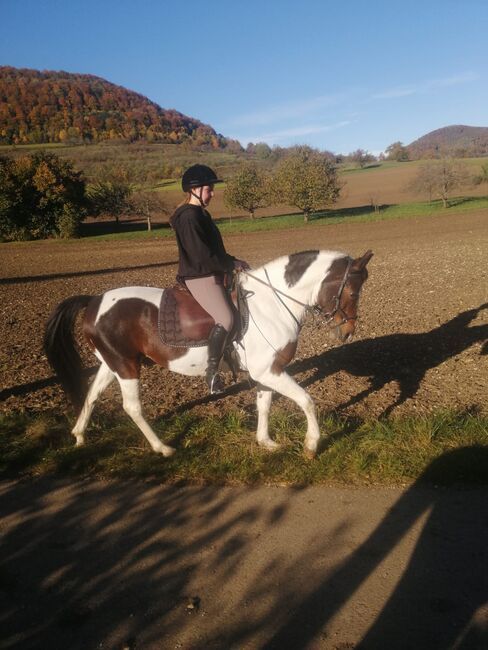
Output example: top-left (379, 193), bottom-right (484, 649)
top-left (1, 209), bottom-right (487, 423)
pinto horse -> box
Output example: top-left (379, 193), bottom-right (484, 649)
top-left (44, 249), bottom-right (372, 457)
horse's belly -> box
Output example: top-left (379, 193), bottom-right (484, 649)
top-left (167, 347), bottom-right (208, 376)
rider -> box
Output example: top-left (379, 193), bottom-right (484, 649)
top-left (170, 164), bottom-right (250, 394)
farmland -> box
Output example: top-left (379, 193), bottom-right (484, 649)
top-left (1, 157), bottom-right (487, 482)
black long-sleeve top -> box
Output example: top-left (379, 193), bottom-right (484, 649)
top-left (170, 204), bottom-right (236, 281)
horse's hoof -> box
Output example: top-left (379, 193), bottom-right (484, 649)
top-left (74, 436), bottom-right (85, 447)
top-left (304, 447), bottom-right (316, 460)
top-left (161, 445), bottom-right (176, 457)
top-left (258, 439), bottom-right (280, 452)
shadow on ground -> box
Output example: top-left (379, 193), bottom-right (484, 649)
top-left (293, 302), bottom-right (488, 419)
top-left (1, 447), bottom-right (488, 649)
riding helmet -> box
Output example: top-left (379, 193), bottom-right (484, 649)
top-left (181, 164), bottom-right (223, 192)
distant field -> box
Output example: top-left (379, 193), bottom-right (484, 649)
top-left (1, 142), bottom-right (487, 222)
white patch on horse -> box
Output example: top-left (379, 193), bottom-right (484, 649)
top-left (95, 286), bottom-right (162, 324)
top-left (168, 347), bottom-right (208, 376)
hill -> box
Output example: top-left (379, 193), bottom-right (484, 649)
top-left (407, 125), bottom-right (488, 158)
top-left (0, 66), bottom-right (237, 148)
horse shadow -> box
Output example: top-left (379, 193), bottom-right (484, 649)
top-left (292, 302), bottom-right (488, 419)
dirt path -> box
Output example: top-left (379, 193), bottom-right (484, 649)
top-left (2, 471), bottom-right (488, 649)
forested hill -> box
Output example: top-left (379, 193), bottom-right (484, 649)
top-left (0, 66), bottom-right (233, 147)
top-left (407, 125), bottom-right (488, 158)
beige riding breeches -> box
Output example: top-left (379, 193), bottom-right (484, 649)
top-left (185, 275), bottom-right (234, 331)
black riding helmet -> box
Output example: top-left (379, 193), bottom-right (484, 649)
top-left (181, 164), bottom-right (223, 192)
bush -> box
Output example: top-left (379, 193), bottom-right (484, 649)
top-left (0, 152), bottom-right (86, 240)
top-left (56, 204), bottom-right (82, 238)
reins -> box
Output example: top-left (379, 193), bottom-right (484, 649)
top-left (243, 258), bottom-right (355, 329)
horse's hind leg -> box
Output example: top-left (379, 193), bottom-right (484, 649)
top-left (118, 377), bottom-right (175, 457)
top-left (72, 362), bottom-right (114, 446)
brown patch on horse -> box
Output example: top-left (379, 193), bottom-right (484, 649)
top-left (82, 295), bottom-right (102, 351)
top-left (317, 252), bottom-right (373, 340)
top-left (284, 251), bottom-right (319, 287)
top-left (271, 341), bottom-right (298, 375)
top-left (85, 297), bottom-right (187, 379)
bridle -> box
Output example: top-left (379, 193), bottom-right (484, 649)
top-left (243, 258), bottom-right (357, 330)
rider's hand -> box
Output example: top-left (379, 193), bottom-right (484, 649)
top-left (234, 259), bottom-right (251, 271)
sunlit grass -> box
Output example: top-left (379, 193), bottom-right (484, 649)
top-left (1, 409), bottom-right (486, 486)
top-left (80, 195), bottom-right (488, 241)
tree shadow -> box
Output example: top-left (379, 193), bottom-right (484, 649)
top-left (309, 203), bottom-right (394, 221)
top-left (0, 367), bottom-right (97, 402)
top-left (0, 478), bottom-right (293, 650)
top-left (0, 261), bottom-right (176, 285)
top-left (292, 303), bottom-right (488, 419)
top-left (1, 449), bottom-right (487, 648)
top-left (259, 446), bottom-right (488, 649)
top-left (80, 219), bottom-right (171, 237)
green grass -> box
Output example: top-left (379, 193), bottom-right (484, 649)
top-left (80, 195), bottom-right (488, 242)
top-left (1, 409), bottom-right (487, 485)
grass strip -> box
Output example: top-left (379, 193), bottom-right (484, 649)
top-left (1, 409), bottom-right (487, 486)
top-left (83, 195), bottom-right (488, 241)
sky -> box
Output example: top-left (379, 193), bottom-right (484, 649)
top-left (1, 0), bottom-right (488, 155)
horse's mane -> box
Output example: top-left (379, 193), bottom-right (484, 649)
top-left (250, 249), bottom-right (349, 283)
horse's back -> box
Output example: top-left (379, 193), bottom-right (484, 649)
top-left (95, 286), bottom-right (163, 322)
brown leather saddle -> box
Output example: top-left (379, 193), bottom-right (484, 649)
top-left (158, 283), bottom-right (248, 348)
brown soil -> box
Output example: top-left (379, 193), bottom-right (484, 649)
top-left (1, 209), bottom-right (488, 649)
top-left (1, 209), bottom-right (487, 422)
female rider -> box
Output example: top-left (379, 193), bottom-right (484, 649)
top-left (170, 164), bottom-right (249, 394)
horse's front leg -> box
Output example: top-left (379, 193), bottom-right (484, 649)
top-left (255, 385), bottom-right (279, 451)
top-left (255, 371), bottom-right (320, 458)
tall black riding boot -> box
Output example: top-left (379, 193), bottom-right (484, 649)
top-left (206, 324), bottom-right (229, 395)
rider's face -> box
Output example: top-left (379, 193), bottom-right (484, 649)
top-left (199, 184), bottom-right (214, 206)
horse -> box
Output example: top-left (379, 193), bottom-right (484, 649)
top-left (44, 249), bottom-right (373, 457)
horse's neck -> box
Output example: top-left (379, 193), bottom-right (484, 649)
top-left (247, 259), bottom-right (315, 323)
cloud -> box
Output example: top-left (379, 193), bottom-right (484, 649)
top-left (233, 120), bottom-right (352, 146)
top-left (371, 71), bottom-right (479, 100)
top-left (226, 92), bottom-right (350, 128)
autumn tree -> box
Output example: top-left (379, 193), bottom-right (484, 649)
top-left (349, 148), bottom-right (375, 168)
top-left (86, 166), bottom-right (133, 223)
top-left (273, 146), bottom-right (341, 222)
top-left (224, 164), bottom-right (271, 219)
top-left (385, 141), bottom-right (410, 162)
top-left (130, 190), bottom-right (169, 231)
top-left (473, 161), bottom-right (488, 186)
top-left (408, 159), bottom-right (471, 207)
top-left (0, 152), bottom-right (86, 240)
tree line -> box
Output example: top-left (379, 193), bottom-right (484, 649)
top-left (1, 148), bottom-right (487, 241)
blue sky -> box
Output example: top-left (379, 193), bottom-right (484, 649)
top-left (2, 0), bottom-right (487, 155)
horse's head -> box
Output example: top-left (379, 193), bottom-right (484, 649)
top-left (316, 250), bottom-right (373, 342)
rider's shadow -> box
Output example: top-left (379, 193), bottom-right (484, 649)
top-left (292, 303), bottom-right (488, 419)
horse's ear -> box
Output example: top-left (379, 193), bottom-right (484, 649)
top-left (353, 250), bottom-right (373, 270)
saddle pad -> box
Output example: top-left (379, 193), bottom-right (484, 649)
top-left (158, 286), bottom-right (211, 348)
top-left (158, 282), bottom-right (250, 349)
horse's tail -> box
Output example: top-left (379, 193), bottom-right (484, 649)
top-left (43, 295), bottom-right (94, 412)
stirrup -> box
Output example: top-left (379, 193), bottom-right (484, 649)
top-left (207, 372), bottom-right (226, 395)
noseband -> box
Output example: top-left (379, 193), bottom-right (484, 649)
top-left (244, 259), bottom-right (357, 330)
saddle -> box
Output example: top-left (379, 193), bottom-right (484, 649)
top-left (158, 282), bottom-right (249, 349)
